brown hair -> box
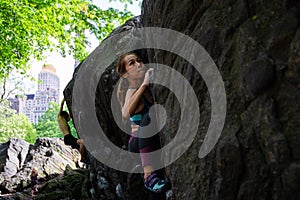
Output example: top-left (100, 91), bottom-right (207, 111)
top-left (116, 53), bottom-right (137, 107)
top-left (31, 167), bottom-right (38, 176)
top-left (116, 52), bottom-right (137, 75)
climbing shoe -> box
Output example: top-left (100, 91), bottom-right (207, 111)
top-left (144, 172), bottom-right (171, 193)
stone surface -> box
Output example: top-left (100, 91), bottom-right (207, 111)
top-left (0, 138), bottom-right (81, 194)
top-left (142, 0), bottom-right (300, 199)
top-left (63, 0), bottom-right (300, 199)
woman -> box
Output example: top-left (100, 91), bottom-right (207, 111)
top-left (30, 167), bottom-right (39, 196)
top-left (116, 53), bottom-right (170, 199)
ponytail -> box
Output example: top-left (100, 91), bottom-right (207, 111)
top-left (117, 77), bottom-right (128, 108)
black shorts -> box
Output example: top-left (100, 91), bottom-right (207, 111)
top-left (64, 134), bottom-right (79, 149)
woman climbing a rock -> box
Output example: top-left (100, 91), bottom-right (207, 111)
top-left (116, 52), bottom-right (170, 200)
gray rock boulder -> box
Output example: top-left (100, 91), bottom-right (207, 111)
top-left (142, 0), bottom-right (300, 199)
top-left (0, 138), bottom-right (81, 194)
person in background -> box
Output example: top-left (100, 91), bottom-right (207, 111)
top-left (57, 98), bottom-right (85, 162)
top-left (30, 167), bottom-right (39, 197)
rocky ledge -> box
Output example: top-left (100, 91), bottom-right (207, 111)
top-left (0, 138), bottom-right (89, 199)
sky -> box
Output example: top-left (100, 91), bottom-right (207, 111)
top-left (29, 0), bottom-right (141, 100)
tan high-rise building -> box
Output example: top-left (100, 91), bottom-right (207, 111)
top-left (31, 64), bottom-right (60, 124)
top-left (9, 64), bottom-right (60, 124)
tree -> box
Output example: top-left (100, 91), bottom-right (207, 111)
top-left (0, 0), bottom-right (136, 79)
top-left (0, 100), bottom-right (36, 143)
top-left (0, 71), bottom-right (34, 101)
top-left (35, 102), bottom-right (77, 139)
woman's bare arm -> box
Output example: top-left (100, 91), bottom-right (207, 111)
top-left (58, 98), bottom-right (65, 115)
top-left (121, 68), bottom-right (153, 119)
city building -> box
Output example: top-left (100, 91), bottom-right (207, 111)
top-left (9, 64), bottom-right (60, 124)
top-left (8, 95), bottom-right (26, 114)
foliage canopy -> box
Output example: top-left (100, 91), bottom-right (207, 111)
top-left (0, 0), bottom-right (139, 142)
top-left (0, 0), bottom-right (135, 79)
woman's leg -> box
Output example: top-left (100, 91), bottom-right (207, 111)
top-left (137, 130), bottom-right (161, 167)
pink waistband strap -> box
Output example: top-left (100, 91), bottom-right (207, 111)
top-left (128, 131), bottom-right (138, 144)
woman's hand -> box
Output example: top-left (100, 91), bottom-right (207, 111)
top-left (142, 68), bottom-right (154, 87)
top-left (124, 68), bottom-right (153, 117)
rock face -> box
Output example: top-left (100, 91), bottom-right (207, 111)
top-left (141, 0), bottom-right (300, 199)
top-left (63, 0), bottom-right (300, 200)
top-left (0, 138), bottom-right (81, 195)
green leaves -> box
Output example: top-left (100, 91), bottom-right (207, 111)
top-left (0, 101), bottom-right (79, 144)
top-left (35, 102), bottom-right (77, 139)
top-left (0, 0), bottom-right (135, 79)
top-left (0, 0), bottom-right (139, 142)
top-left (0, 100), bottom-right (36, 143)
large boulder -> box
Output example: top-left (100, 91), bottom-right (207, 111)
top-left (64, 16), bottom-right (149, 200)
top-left (63, 0), bottom-right (300, 199)
top-left (142, 0), bottom-right (300, 199)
